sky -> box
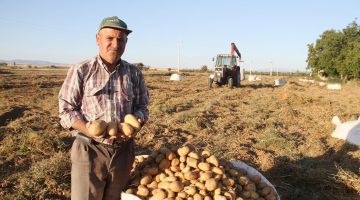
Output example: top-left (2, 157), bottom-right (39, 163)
top-left (0, 0), bottom-right (359, 72)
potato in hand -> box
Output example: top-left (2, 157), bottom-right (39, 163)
top-left (87, 120), bottom-right (107, 137)
top-left (118, 122), bottom-right (135, 138)
top-left (124, 114), bottom-right (142, 132)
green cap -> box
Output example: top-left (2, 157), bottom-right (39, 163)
top-left (98, 16), bottom-right (132, 34)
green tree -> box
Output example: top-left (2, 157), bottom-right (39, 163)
top-left (307, 20), bottom-right (360, 80)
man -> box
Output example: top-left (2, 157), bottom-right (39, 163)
top-left (59, 16), bottom-right (149, 200)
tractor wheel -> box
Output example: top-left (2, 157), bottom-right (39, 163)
top-left (228, 78), bottom-right (233, 88)
top-left (208, 77), bottom-right (213, 88)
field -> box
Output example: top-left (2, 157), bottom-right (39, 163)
top-left (0, 67), bottom-right (359, 200)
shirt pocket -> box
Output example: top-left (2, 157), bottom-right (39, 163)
top-left (120, 78), bottom-right (135, 115)
top-left (83, 85), bottom-right (105, 120)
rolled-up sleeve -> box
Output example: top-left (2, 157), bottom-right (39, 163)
top-left (133, 69), bottom-right (149, 123)
top-left (58, 65), bottom-right (84, 129)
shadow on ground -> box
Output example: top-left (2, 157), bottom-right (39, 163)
top-left (265, 143), bottom-right (360, 200)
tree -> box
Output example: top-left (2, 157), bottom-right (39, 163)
top-left (135, 62), bottom-right (144, 70)
top-left (307, 20), bottom-right (360, 80)
top-left (200, 65), bottom-right (208, 72)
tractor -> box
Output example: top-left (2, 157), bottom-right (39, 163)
top-left (208, 43), bottom-right (242, 88)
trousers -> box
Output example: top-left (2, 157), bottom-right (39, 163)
top-left (71, 138), bottom-right (135, 200)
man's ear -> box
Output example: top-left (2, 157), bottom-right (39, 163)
top-left (96, 33), bottom-right (100, 46)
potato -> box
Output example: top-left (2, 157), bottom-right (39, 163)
top-left (251, 175), bottom-right (262, 184)
top-left (186, 157), bottom-right (199, 169)
top-left (194, 194), bottom-right (203, 200)
top-left (250, 191), bottom-right (259, 199)
top-left (222, 178), bottom-right (232, 187)
top-left (118, 122), bottom-right (134, 137)
top-left (195, 182), bottom-right (206, 190)
top-left (147, 181), bottom-right (158, 190)
top-left (177, 146), bottom-right (190, 156)
top-left (179, 156), bottom-right (186, 163)
top-left (201, 150), bottom-right (211, 158)
top-left (158, 181), bottom-right (171, 190)
top-left (88, 120), bottom-right (107, 136)
top-left (159, 159), bottom-right (171, 171)
top-left (171, 158), bottom-right (180, 166)
top-left (188, 152), bottom-right (200, 160)
top-left (213, 195), bottom-right (226, 200)
top-left (182, 165), bottom-right (191, 173)
top-left (260, 186), bottom-right (271, 196)
top-left (164, 176), bottom-right (177, 182)
top-left (199, 189), bottom-right (207, 196)
top-left (184, 186), bottom-right (197, 195)
top-left (205, 178), bottom-right (217, 191)
top-left (143, 166), bottom-right (159, 176)
top-left (166, 151), bottom-right (177, 160)
top-left (240, 191), bottom-right (251, 198)
top-left (140, 174), bottom-right (152, 185)
top-left (125, 188), bottom-right (135, 194)
top-left (212, 167), bottom-right (223, 175)
top-left (150, 189), bottom-right (167, 200)
top-left (257, 182), bottom-right (268, 189)
top-left (124, 114), bottom-right (141, 131)
top-left (228, 169), bottom-right (239, 177)
top-left (170, 166), bottom-right (180, 173)
top-left (160, 147), bottom-right (171, 154)
top-left (159, 173), bottom-right (167, 182)
top-left (198, 162), bottom-right (211, 171)
top-left (184, 171), bottom-right (199, 180)
top-left (177, 191), bottom-right (187, 198)
top-left (106, 120), bottom-right (118, 136)
top-left (244, 183), bottom-right (256, 191)
top-left (204, 196), bottom-right (212, 200)
top-left (199, 171), bottom-right (213, 182)
top-left (179, 162), bottom-right (186, 170)
top-left (265, 193), bottom-right (276, 200)
top-left (154, 153), bottom-right (165, 163)
top-left (165, 169), bottom-right (175, 177)
top-left (206, 155), bottom-right (219, 167)
top-left (169, 181), bottom-right (184, 192)
top-left (224, 192), bottom-right (234, 200)
top-left (136, 185), bottom-right (149, 197)
top-left (238, 176), bottom-right (249, 186)
top-left (214, 188), bottom-right (221, 195)
top-left (166, 189), bottom-right (176, 198)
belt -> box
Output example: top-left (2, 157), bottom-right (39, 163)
top-left (75, 132), bottom-right (125, 148)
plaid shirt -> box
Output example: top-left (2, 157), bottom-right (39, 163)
top-left (59, 55), bottom-right (149, 131)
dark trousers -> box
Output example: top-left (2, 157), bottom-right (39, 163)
top-left (71, 138), bottom-right (134, 200)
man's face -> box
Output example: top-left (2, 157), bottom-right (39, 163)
top-left (96, 28), bottom-right (128, 66)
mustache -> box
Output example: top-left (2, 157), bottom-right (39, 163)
top-left (108, 47), bottom-right (120, 51)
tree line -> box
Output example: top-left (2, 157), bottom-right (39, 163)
top-left (307, 20), bottom-right (360, 80)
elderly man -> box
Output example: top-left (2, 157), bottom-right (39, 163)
top-left (59, 16), bottom-right (149, 200)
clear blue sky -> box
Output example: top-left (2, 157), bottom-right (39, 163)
top-left (0, 0), bottom-right (359, 72)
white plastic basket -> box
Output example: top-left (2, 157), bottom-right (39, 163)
top-left (231, 160), bottom-right (281, 200)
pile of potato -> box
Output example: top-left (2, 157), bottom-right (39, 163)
top-left (124, 146), bottom-right (278, 200)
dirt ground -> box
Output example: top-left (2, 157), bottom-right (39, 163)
top-left (0, 67), bottom-right (359, 200)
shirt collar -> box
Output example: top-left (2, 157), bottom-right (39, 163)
top-left (96, 55), bottom-right (122, 72)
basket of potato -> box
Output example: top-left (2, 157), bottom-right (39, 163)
top-left (123, 146), bottom-right (280, 200)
